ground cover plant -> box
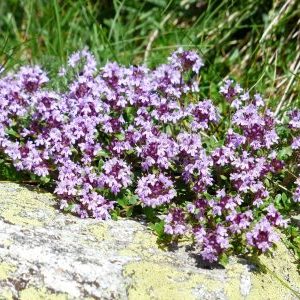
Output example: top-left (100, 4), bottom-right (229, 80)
top-left (0, 47), bottom-right (299, 264)
top-left (0, 0), bottom-right (299, 265)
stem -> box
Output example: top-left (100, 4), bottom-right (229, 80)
top-left (53, 0), bottom-right (63, 62)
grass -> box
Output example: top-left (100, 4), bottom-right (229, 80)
top-left (0, 0), bottom-right (299, 114)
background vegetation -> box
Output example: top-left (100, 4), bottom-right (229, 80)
top-left (0, 0), bottom-right (299, 112)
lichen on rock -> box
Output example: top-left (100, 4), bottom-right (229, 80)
top-left (0, 262), bottom-right (16, 281)
top-left (0, 182), bottom-right (299, 299)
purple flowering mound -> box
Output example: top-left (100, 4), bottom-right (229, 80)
top-left (0, 48), bottom-right (299, 263)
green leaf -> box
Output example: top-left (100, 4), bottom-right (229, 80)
top-left (282, 193), bottom-right (287, 202)
top-left (126, 206), bottom-right (133, 217)
top-left (278, 146), bottom-right (292, 160)
top-left (128, 195), bottom-right (138, 205)
top-left (5, 128), bottom-right (20, 138)
top-left (220, 175), bottom-right (227, 180)
top-left (96, 150), bottom-right (110, 158)
top-left (98, 159), bottom-right (104, 169)
top-left (63, 203), bottom-right (75, 213)
top-left (274, 194), bottom-right (283, 209)
top-left (150, 221), bottom-right (165, 237)
top-left (144, 207), bottom-right (156, 221)
top-left (115, 133), bottom-right (125, 140)
top-left (219, 253), bottom-right (229, 267)
top-left (281, 192), bottom-right (291, 209)
top-left (117, 190), bottom-right (138, 208)
top-left (40, 176), bottom-right (51, 184)
top-left (117, 197), bottom-right (127, 208)
top-left (275, 194), bottom-right (281, 202)
top-left (264, 178), bottom-right (270, 188)
top-left (111, 210), bottom-right (119, 221)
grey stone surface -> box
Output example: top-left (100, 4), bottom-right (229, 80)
top-left (0, 182), bottom-right (299, 300)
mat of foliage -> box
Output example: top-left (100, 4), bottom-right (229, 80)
top-left (0, 49), bottom-right (299, 263)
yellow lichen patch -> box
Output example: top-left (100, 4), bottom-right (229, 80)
top-left (0, 262), bottom-right (16, 280)
top-left (1, 239), bottom-right (12, 248)
top-left (87, 223), bottom-right (109, 241)
top-left (121, 228), bottom-right (300, 300)
top-left (124, 261), bottom-right (224, 300)
top-left (257, 237), bottom-right (300, 294)
top-left (233, 236), bottom-right (300, 300)
top-left (0, 183), bottom-right (56, 227)
top-left (0, 289), bottom-right (13, 300)
top-left (247, 271), bottom-right (297, 300)
top-left (1, 209), bottom-right (44, 226)
top-left (224, 264), bottom-right (247, 299)
top-left (119, 230), bottom-right (174, 263)
top-left (19, 287), bottom-right (68, 300)
top-left (118, 248), bottom-right (140, 258)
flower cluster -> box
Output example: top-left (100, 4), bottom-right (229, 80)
top-left (99, 158), bottom-right (132, 194)
top-left (136, 173), bottom-right (176, 207)
top-left (0, 48), bottom-right (296, 263)
top-left (288, 110), bottom-right (300, 202)
top-left (293, 179), bottom-right (300, 203)
top-left (246, 218), bottom-right (279, 252)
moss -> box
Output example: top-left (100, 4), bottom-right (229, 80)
top-left (0, 262), bottom-right (16, 280)
top-left (19, 287), bottom-right (68, 300)
top-left (118, 248), bottom-right (139, 258)
top-left (124, 258), bottom-right (299, 300)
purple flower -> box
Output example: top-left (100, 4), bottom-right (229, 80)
top-left (181, 148), bottom-right (213, 193)
top-left (246, 218), bottom-right (279, 252)
top-left (289, 110), bottom-right (300, 129)
top-left (212, 146), bottom-right (235, 166)
top-left (164, 208), bottom-right (187, 235)
top-left (220, 79), bottom-right (243, 106)
top-left (226, 210), bottom-right (253, 233)
top-left (99, 158), bottom-right (132, 194)
top-left (291, 137), bottom-right (300, 150)
top-left (68, 47), bottom-right (97, 76)
top-left (232, 105), bottom-right (278, 149)
top-left (151, 97), bottom-right (184, 124)
top-left (196, 226), bottom-right (230, 263)
top-left (293, 179), bottom-right (300, 203)
top-left (177, 132), bottom-right (202, 157)
top-left (188, 100), bottom-right (219, 131)
top-left (17, 65), bottom-right (49, 92)
top-left (265, 204), bottom-right (287, 228)
top-left (169, 48), bottom-right (204, 73)
top-left (187, 198), bottom-right (209, 221)
top-left (193, 226), bottom-right (206, 244)
top-left (136, 133), bottom-right (178, 170)
top-left (136, 173), bottom-right (176, 207)
top-left (208, 190), bottom-right (239, 216)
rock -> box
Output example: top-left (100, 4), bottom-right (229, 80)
top-left (0, 182), bottom-right (299, 300)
